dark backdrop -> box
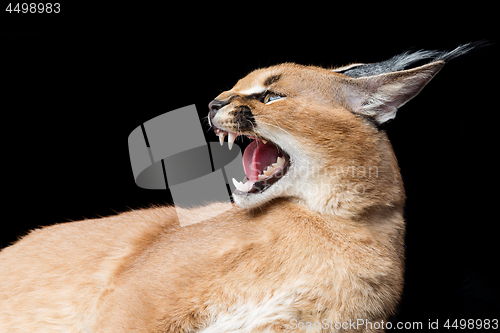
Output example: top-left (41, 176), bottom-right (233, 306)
top-left (2, 4), bottom-right (498, 328)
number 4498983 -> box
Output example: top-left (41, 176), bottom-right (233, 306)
top-left (6, 3), bottom-right (60, 13)
top-left (444, 319), bottom-right (498, 330)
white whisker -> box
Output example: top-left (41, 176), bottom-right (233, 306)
top-left (252, 115), bottom-right (294, 138)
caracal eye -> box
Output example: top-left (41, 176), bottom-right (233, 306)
top-left (264, 92), bottom-right (283, 104)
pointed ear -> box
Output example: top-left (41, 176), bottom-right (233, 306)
top-left (342, 61), bottom-right (445, 124)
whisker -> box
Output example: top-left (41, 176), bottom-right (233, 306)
top-left (252, 115), bottom-right (294, 138)
top-left (201, 115), bottom-right (213, 133)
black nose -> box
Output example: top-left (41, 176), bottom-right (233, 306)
top-left (208, 99), bottom-right (230, 128)
top-left (208, 99), bottom-right (229, 114)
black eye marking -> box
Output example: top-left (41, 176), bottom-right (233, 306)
top-left (246, 91), bottom-right (285, 104)
top-left (263, 74), bottom-right (281, 87)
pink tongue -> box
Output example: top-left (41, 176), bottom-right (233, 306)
top-left (242, 140), bottom-right (281, 182)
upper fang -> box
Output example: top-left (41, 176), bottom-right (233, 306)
top-left (228, 132), bottom-right (237, 150)
top-left (219, 133), bottom-right (226, 146)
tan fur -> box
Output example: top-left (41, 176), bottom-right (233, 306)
top-left (1, 60), bottom-right (446, 332)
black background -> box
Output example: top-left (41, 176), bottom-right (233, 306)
top-left (1, 3), bottom-right (499, 328)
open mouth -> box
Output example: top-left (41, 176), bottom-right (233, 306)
top-left (213, 127), bottom-right (290, 195)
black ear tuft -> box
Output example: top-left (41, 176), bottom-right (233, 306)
top-left (336, 42), bottom-right (488, 79)
top-left (433, 41), bottom-right (490, 62)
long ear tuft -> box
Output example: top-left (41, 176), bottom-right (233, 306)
top-left (334, 42), bottom-right (487, 78)
top-left (433, 41), bottom-right (489, 62)
top-left (339, 42), bottom-right (488, 124)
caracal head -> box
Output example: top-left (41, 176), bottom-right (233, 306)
top-left (208, 45), bottom-right (474, 215)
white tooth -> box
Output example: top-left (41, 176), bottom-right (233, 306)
top-left (258, 174), bottom-right (267, 180)
top-left (277, 157), bottom-right (284, 166)
top-left (228, 132), bottom-right (237, 150)
top-left (219, 133), bottom-right (225, 146)
top-left (232, 178), bottom-right (246, 192)
top-left (245, 181), bottom-right (254, 191)
top-left (264, 165), bottom-right (276, 176)
top-left (272, 163), bottom-right (279, 168)
top-left (262, 140), bottom-right (267, 144)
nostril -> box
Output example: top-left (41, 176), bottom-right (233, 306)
top-left (208, 99), bottom-right (226, 128)
top-left (208, 99), bottom-right (227, 113)
top-left (208, 97), bottom-right (236, 128)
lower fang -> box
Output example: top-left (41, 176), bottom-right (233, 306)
top-left (232, 178), bottom-right (243, 191)
top-left (232, 178), bottom-right (254, 192)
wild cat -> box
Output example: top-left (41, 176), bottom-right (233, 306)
top-left (0, 44), bottom-right (479, 332)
